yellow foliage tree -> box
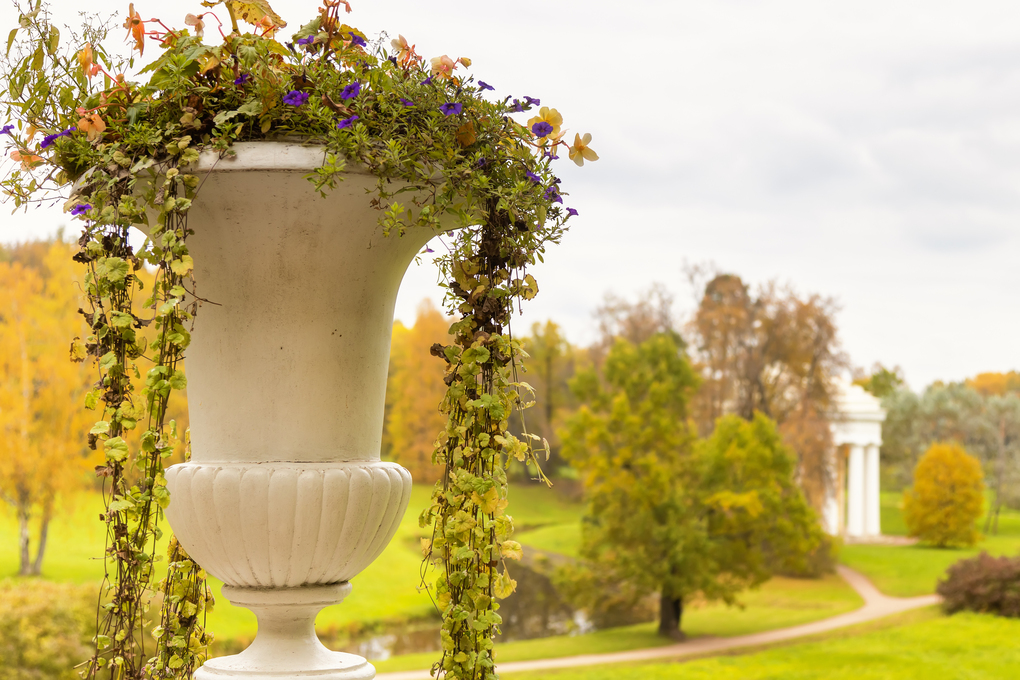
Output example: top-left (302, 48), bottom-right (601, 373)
top-left (384, 299), bottom-right (452, 483)
top-left (966, 371), bottom-right (1020, 397)
top-left (904, 442), bottom-right (985, 547)
top-left (0, 240), bottom-right (96, 575)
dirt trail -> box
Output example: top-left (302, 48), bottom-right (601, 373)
top-left (375, 566), bottom-right (940, 679)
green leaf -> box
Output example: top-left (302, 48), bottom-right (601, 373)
top-left (108, 498), bottom-right (134, 512)
top-left (46, 25), bottom-right (58, 56)
top-left (90, 421), bottom-right (110, 436)
top-left (110, 311), bottom-right (134, 328)
top-left (6, 28), bottom-right (17, 57)
top-left (104, 437), bottom-right (129, 463)
top-left (170, 255), bottom-right (194, 276)
top-left (168, 370), bottom-right (187, 391)
top-left (98, 351), bottom-right (118, 371)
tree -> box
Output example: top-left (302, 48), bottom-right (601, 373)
top-left (684, 274), bottom-right (846, 518)
top-left (904, 442), bottom-right (985, 547)
top-left (516, 320), bottom-right (577, 476)
top-left (854, 363), bottom-right (905, 398)
top-left (591, 284), bottom-right (677, 364)
top-left (0, 240), bottom-right (95, 575)
top-left (383, 299), bottom-right (452, 483)
top-left (559, 333), bottom-right (821, 638)
top-left (966, 371), bottom-right (1020, 397)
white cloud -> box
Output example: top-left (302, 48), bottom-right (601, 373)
top-left (2, 0), bottom-right (1018, 388)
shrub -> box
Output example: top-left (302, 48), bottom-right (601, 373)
top-left (903, 442), bottom-right (984, 547)
top-left (937, 552), bottom-right (1020, 617)
top-left (0, 579), bottom-right (96, 680)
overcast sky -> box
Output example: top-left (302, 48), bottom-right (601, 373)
top-left (2, 0), bottom-right (1018, 390)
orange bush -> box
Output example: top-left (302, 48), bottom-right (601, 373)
top-left (904, 442), bottom-right (984, 547)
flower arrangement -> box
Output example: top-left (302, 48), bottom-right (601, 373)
top-left (0, 1), bottom-right (596, 679)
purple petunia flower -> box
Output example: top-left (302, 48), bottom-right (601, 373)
top-left (70, 203), bottom-right (92, 216)
top-left (0, 124), bottom-right (14, 135)
top-left (337, 115), bottom-right (360, 129)
top-left (283, 90), bottom-right (310, 107)
top-left (40, 127), bottom-right (75, 149)
top-left (542, 149), bottom-right (560, 160)
top-left (524, 96), bottom-right (540, 107)
top-left (511, 99), bottom-right (524, 112)
top-left (439, 102), bottom-right (462, 116)
top-left (388, 56), bottom-right (398, 66)
top-left (478, 81), bottom-right (494, 91)
top-left (525, 171), bottom-right (541, 184)
top-left (340, 82), bottom-right (361, 100)
top-left (297, 35), bottom-right (315, 46)
top-left (399, 97), bottom-right (415, 107)
top-left (421, 76), bottom-right (433, 85)
top-left (566, 208), bottom-right (579, 217)
top-left (544, 186), bottom-right (563, 204)
top-left (531, 121), bottom-right (553, 138)
top-left (234, 73), bottom-right (251, 85)
top-left (348, 33), bottom-right (367, 47)
top-left (477, 157), bottom-right (487, 167)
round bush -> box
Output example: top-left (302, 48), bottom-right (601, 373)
top-left (904, 442), bottom-right (984, 547)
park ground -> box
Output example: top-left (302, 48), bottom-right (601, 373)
top-left (2, 485), bottom-right (1019, 677)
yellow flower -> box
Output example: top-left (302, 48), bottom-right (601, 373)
top-left (430, 54), bottom-right (456, 80)
top-left (77, 43), bottom-right (100, 79)
top-left (568, 133), bottom-right (599, 167)
top-left (526, 107), bottom-right (563, 145)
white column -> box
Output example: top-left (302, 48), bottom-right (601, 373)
top-left (846, 445), bottom-right (865, 537)
top-left (865, 445), bottom-right (881, 536)
top-left (822, 445), bottom-right (840, 534)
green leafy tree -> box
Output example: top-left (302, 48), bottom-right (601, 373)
top-left (559, 333), bottom-right (821, 638)
top-left (904, 442), bottom-right (985, 547)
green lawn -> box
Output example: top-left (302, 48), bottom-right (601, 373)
top-left (503, 609), bottom-right (1020, 679)
top-left (840, 491), bottom-right (1020, 597)
top-left (375, 573), bottom-right (862, 672)
top-left (0, 482), bottom-right (587, 642)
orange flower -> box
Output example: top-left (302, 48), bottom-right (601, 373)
top-left (10, 149), bottom-right (42, 170)
top-left (123, 4), bottom-right (145, 55)
top-left (77, 112), bottom-right (107, 142)
top-left (77, 43), bottom-right (100, 79)
top-left (568, 133), bottom-right (599, 167)
top-left (430, 54), bottom-right (456, 80)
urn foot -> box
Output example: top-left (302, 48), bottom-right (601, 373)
top-left (195, 583), bottom-right (374, 680)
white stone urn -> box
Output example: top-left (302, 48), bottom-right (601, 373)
top-left (161, 142), bottom-right (436, 680)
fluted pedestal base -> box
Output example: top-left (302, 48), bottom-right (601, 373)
top-left (196, 583), bottom-right (374, 680)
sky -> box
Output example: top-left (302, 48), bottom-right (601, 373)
top-left (1, 0), bottom-right (1018, 390)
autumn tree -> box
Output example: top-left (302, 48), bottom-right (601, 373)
top-left (559, 333), bottom-right (821, 638)
top-left (384, 299), bottom-right (453, 483)
top-left (590, 284), bottom-right (678, 364)
top-left (684, 274), bottom-right (846, 515)
top-left (904, 442), bottom-right (985, 547)
top-left (880, 381), bottom-right (1020, 525)
top-left (0, 240), bottom-right (95, 575)
top-left (516, 320), bottom-right (577, 476)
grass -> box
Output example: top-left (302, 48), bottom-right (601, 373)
top-left (502, 609), bottom-right (1020, 679)
top-left (0, 482), bottom-right (587, 642)
top-left (839, 491), bottom-right (1020, 597)
top-left (374, 573), bottom-right (862, 672)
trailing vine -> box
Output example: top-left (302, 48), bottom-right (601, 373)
top-left (0, 2), bottom-right (597, 679)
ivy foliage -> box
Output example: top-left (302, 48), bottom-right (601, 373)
top-left (0, 1), bottom-right (593, 679)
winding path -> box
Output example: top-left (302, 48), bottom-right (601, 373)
top-left (376, 566), bottom-right (939, 679)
